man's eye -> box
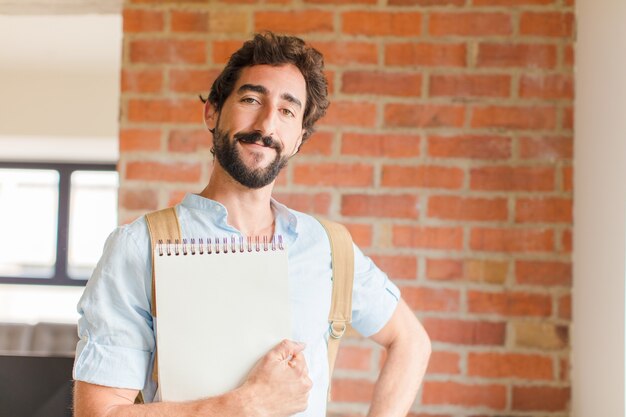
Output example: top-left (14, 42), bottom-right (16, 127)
top-left (241, 97), bottom-right (258, 104)
top-left (282, 108), bottom-right (295, 118)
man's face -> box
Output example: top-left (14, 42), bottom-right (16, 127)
top-left (206, 64), bottom-right (307, 189)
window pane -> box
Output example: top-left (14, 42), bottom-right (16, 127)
top-left (67, 171), bottom-right (118, 279)
top-left (0, 169), bottom-right (59, 278)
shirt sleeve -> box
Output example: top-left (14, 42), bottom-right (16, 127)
top-left (73, 222), bottom-right (155, 390)
top-left (349, 244), bottom-right (401, 338)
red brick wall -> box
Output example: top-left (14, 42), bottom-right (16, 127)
top-left (119, 0), bottom-right (573, 414)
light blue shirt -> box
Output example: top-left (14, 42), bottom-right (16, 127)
top-left (73, 193), bottom-right (400, 416)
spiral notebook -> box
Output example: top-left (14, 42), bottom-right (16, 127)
top-left (153, 235), bottom-right (291, 402)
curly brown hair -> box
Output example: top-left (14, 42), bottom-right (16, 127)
top-left (202, 32), bottom-right (329, 145)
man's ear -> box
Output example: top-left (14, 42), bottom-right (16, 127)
top-left (204, 101), bottom-right (218, 132)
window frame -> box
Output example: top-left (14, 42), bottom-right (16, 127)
top-left (0, 161), bottom-right (117, 287)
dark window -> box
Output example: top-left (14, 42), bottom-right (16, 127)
top-left (0, 161), bottom-right (117, 286)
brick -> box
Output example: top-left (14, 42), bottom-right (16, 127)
top-left (119, 128), bottom-right (161, 151)
top-left (559, 293), bottom-right (571, 319)
top-left (129, 0), bottom-right (207, 3)
top-left (563, 166), bottom-right (573, 192)
top-left (320, 101), bottom-right (377, 127)
top-left (474, 0), bottom-right (553, 4)
top-left (516, 260), bottom-right (571, 286)
top-left (299, 131), bottom-right (333, 156)
top-left (168, 129), bottom-right (212, 153)
top-left (477, 43), bottom-right (557, 69)
top-left (512, 386), bottom-right (570, 411)
top-left (468, 352), bottom-right (553, 379)
top-left (428, 135), bottom-right (511, 160)
top-left (128, 99), bottom-right (201, 123)
top-left (470, 227), bottom-right (554, 252)
top-left (391, 0), bottom-right (464, 4)
top-left (331, 379), bottom-right (375, 403)
top-left (516, 197), bottom-right (572, 223)
top-left (169, 69), bottom-right (220, 93)
top-left (275, 170), bottom-right (288, 187)
top-left (335, 346), bottom-right (372, 371)
top-left (519, 136), bottom-right (573, 160)
top-left (272, 192), bottom-right (331, 215)
top-left (125, 161), bottom-right (202, 183)
top-left (429, 12), bottom-right (512, 36)
top-left (471, 106), bottom-right (557, 130)
top-left (514, 321), bottom-right (568, 349)
top-left (422, 381), bottom-right (506, 409)
top-left (123, 9), bottom-right (164, 32)
top-left (423, 318), bottom-right (506, 345)
top-left (171, 10), bottom-right (208, 32)
top-left (426, 351), bottom-right (461, 374)
top-left (370, 255), bottom-right (417, 280)
top-left (342, 12), bottom-right (422, 36)
top-left (384, 104), bottom-right (465, 128)
top-left (430, 74), bottom-right (511, 98)
top-left (342, 194), bottom-right (418, 219)
top-left (520, 12), bottom-right (574, 37)
top-left (130, 39), bottom-right (207, 64)
top-left (428, 196), bottom-right (508, 222)
top-left (255, 11), bottom-right (333, 34)
top-left (386, 43), bottom-right (466, 67)
top-left (563, 106), bottom-right (574, 129)
top-left (466, 259), bottom-right (508, 284)
top-left (209, 11), bottom-right (249, 34)
top-left (212, 40), bottom-right (245, 64)
top-left (520, 74), bottom-right (574, 99)
top-left (119, 188), bottom-right (159, 211)
top-left (306, 0), bottom-right (376, 4)
top-left (402, 287), bottom-right (461, 312)
top-left (564, 45), bottom-right (574, 68)
top-left (468, 290), bottom-right (552, 316)
top-left (560, 357), bottom-right (570, 381)
top-left (393, 226), bottom-right (463, 250)
top-left (383, 165), bottom-right (464, 189)
top-left (342, 71), bottom-right (422, 97)
top-left (341, 133), bottom-right (420, 158)
top-left (167, 190), bottom-right (188, 207)
top-left (344, 223), bottom-right (372, 248)
top-left (561, 229), bottom-right (572, 253)
top-left (311, 41), bottom-right (378, 65)
top-left (121, 69), bottom-right (163, 93)
top-left (470, 166), bottom-right (554, 191)
top-left (293, 163), bottom-right (373, 186)
top-left (426, 259), bottom-right (463, 280)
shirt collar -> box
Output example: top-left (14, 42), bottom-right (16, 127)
top-left (180, 193), bottom-right (299, 241)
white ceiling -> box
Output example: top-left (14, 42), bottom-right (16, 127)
top-left (0, 13), bottom-right (122, 158)
top-left (0, 0), bottom-right (122, 14)
top-left (0, 14), bottom-right (122, 72)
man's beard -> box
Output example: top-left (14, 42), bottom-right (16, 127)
top-left (212, 128), bottom-right (289, 189)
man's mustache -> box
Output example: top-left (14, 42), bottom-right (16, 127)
top-left (234, 132), bottom-right (282, 151)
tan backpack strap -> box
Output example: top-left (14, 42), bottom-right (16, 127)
top-left (144, 207), bottom-right (182, 386)
top-left (316, 217), bottom-right (354, 401)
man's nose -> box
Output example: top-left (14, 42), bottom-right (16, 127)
top-left (253, 104), bottom-right (278, 137)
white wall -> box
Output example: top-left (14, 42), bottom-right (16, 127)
top-left (0, 15), bottom-right (121, 162)
top-left (573, 0), bottom-right (626, 414)
top-left (0, 14), bottom-right (122, 323)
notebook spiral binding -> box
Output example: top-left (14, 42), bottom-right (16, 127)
top-left (157, 235), bottom-right (284, 256)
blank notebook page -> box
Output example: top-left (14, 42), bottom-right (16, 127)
top-left (153, 239), bottom-right (291, 402)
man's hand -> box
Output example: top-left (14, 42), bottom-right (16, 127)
top-left (239, 339), bottom-right (313, 417)
top-left (74, 339), bottom-right (312, 417)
